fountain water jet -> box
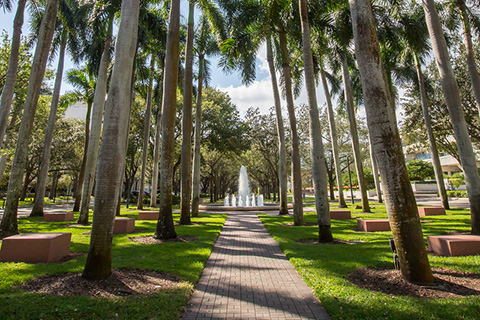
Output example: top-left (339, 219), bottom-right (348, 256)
top-left (238, 166), bottom-right (250, 207)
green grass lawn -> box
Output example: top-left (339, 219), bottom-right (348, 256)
top-left (0, 207), bottom-right (226, 320)
top-left (259, 202), bottom-right (480, 320)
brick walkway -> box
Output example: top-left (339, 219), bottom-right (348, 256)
top-left (182, 211), bottom-right (331, 320)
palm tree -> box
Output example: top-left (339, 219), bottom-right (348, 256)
top-left (78, 12), bottom-right (115, 225)
top-left (191, 14), bottom-right (219, 217)
top-left (327, 2), bottom-right (370, 212)
top-left (217, 0), bottom-right (300, 219)
top-left (298, 0), bottom-right (332, 241)
top-left (82, 0), bottom-right (140, 280)
top-left (64, 65), bottom-right (95, 212)
top-left (135, 6), bottom-right (167, 210)
top-left (276, 29), bottom-right (304, 225)
top-left (455, 0), bottom-right (480, 116)
top-left (317, 58), bottom-right (347, 208)
top-left (137, 56), bottom-right (155, 210)
top-left (265, 36), bottom-right (288, 215)
top-left (368, 133), bottom-right (382, 203)
top-left (179, 0), bottom-right (195, 225)
top-left (150, 73), bottom-right (163, 208)
top-left (349, 0), bottom-right (433, 285)
top-left (341, 54), bottom-right (371, 212)
top-left (31, 0), bottom-right (82, 217)
top-left (0, 0), bottom-right (26, 147)
top-left (0, 0), bottom-right (59, 239)
top-left (423, 0), bottom-right (480, 234)
top-left (394, 3), bottom-right (448, 210)
top-left (155, 0), bottom-right (181, 239)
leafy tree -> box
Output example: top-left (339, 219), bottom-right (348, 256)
top-left (406, 159), bottom-right (435, 181)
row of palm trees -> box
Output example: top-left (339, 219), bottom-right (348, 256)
top-left (0, 0), bottom-right (479, 286)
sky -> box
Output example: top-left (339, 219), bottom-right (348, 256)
top-left (0, 2), bottom-right (405, 123)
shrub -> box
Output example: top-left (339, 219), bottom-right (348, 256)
top-left (448, 173), bottom-right (465, 189)
top-left (406, 159), bottom-right (434, 181)
top-left (446, 190), bottom-right (468, 198)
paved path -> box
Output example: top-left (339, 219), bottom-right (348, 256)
top-left (182, 211), bottom-right (331, 320)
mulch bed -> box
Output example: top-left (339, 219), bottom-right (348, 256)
top-left (296, 238), bottom-right (365, 245)
top-left (129, 235), bottom-right (199, 244)
top-left (17, 269), bottom-right (180, 298)
top-left (349, 267), bottom-right (480, 298)
top-left (283, 222), bottom-right (318, 226)
top-left (174, 222), bottom-right (206, 226)
top-left (81, 229), bottom-right (147, 235)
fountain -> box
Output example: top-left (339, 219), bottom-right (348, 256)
top-left (238, 166), bottom-right (250, 207)
top-left (199, 166), bottom-right (289, 211)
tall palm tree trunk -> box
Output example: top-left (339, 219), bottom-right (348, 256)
top-left (278, 30), bottom-right (303, 226)
top-left (368, 137), bottom-right (382, 203)
top-left (73, 102), bottom-right (92, 211)
top-left (0, 0), bottom-right (59, 239)
top-left (423, 0), bottom-right (480, 234)
top-left (150, 105), bottom-right (162, 207)
top-left (137, 57), bottom-right (155, 210)
top-left (82, 0), bottom-right (140, 280)
top-left (78, 18), bottom-right (113, 224)
top-left (457, 0), bottom-right (480, 116)
top-left (155, 0), bottom-right (181, 239)
top-left (414, 54), bottom-right (449, 210)
top-left (341, 55), bottom-right (370, 212)
top-left (30, 29), bottom-right (67, 217)
top-left (0, 0), bottom-right (26, 146)
top-left (299, 0), bottom-right (332, 242)
top-left (320, 65), bottom-right (347, 208)
top-left (191, 55), bottom-right (204, 218)
top-left (350, 0), bottom-right (433, 285)
top-left (266, 36), bottom-right (288, 215)
top-left (180, 2), bottom-right (195, 224)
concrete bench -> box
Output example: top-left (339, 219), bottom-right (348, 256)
top-left (44, 212), bottom-right (74, 222)
top-left (418, 207), bottom-right (446, 217)
top-left (330, 210), bottom-right (352, 220)
top-left (427, 235), bottom-right (480, 256)
top-left (138, 211), bottom-right (159, 220)
top-left (113, 217), bottom-right (135, 234)
top-left (357, 219), bottom-right (391, 232)
top-left (0, 233), bottom-right (71, 263)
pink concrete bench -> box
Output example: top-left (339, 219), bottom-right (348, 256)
top-left (113, 217), bottom-right (135, 234)
top-left (0, 233), bottom-right (71, 263)
top-left (330, 210), bottom-right (352, 220)
top-left (138, 211), bottom-right (159, 220)
top-left (427, 235), bottom-right (480, 256)
top-left (43, 212), bottom-right (74, 222)
top-left (357, 219), bottom-right (391, 232)
top-left (418, 207), bottom-right (446, 217)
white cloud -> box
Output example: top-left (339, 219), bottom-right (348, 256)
top-left (217, 73), bottom-right (331, 118)
top-left (217, 78), bottom-right (276, 115)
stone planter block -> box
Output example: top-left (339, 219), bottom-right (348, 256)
top-left (357, 219), bottom-right (391, 232)
top-left (113, 218), bottom-right (135, 234)
top-left (138, 211), bottom-right (159, 220)
top-left (0, 233), bottom-right (71, 263)
top-left (43, 212), bottom-right (74, 222)
top-left (418, 207), bottom-right (446, 217)
top-left (427, 235), bottom-right (480, 256)
top-left (330, 210), bottom-right (352, 220)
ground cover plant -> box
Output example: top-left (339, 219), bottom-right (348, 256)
top-left (259, 202), bottom-right (480, 320)
top-left (0, 207), bottom-right (226, 320)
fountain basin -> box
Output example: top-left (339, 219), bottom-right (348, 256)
top-left (198, 203), bottom-right (293, 211)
